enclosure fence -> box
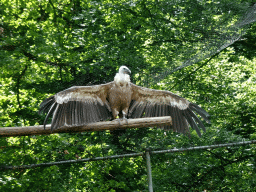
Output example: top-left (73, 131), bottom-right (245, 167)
top-left (2, 140), bottom-right (256, 191)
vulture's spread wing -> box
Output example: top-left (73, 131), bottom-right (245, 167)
top-left (130, 83), bottom-right (210, 137)
top-left (39, 82), bottom-right (114, 132)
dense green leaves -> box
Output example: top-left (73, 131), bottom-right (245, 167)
top-left (0, 0), bottom-right (256, 191)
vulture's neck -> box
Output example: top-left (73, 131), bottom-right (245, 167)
top-left (114, 72), bottom-right (130, 86)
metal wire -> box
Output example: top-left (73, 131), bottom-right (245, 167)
top-left (2, 140), bottom-right (255, 170)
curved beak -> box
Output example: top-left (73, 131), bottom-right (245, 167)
top-left (124, 68), bottom-right (131, 75)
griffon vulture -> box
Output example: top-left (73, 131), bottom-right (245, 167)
top-left (39, 66), bottom-right (210, 137)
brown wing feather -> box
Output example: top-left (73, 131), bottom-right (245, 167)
top-left (130, 83), bottom-right (210, 137)
top-left (39, 82), bottom-right (114, 132)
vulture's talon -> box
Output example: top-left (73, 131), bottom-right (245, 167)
top-left (122, 117), bottom-right (129, 125)
top-left (113, 118), bottom-right (122, 125)
top-left (112, 118), bottom-right (128, 125)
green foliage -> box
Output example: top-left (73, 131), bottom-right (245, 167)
top-left (0, 0), bottom-right (256, 191)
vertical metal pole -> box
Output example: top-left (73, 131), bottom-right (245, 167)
top-left (146, 148), bottom-right (153, 192)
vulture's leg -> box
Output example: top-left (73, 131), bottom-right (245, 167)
top-left (111, 108), bottom-right (122, 125)
top-left (111, 110), bottom-right (128, 125)
top-left (121, 110), bottom-right (129, 125)
top-left (110, 109), bottom-right (126, 136)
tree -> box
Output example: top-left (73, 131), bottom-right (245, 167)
top-left (0, 0), bottom-right (256, 191)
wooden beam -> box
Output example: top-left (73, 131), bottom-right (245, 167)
top-left (0, 116), bottom-right (172, 137)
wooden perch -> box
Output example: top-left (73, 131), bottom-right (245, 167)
top-left (0, 116), bottom-right (172, 137)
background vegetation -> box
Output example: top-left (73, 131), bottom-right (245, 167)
top-left (0, 0), bottom-right (256, 191)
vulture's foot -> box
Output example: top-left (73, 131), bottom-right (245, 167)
top-left (112, 118), bottom-right (128, 125)
top-left (113, 118), bottom-right (122, 125)
top-left (121, 117), bottom-right (129, 125)
top-left (110, 117), bottom-right (127, 136)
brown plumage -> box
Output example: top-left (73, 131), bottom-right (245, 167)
top-left (39, 66), bottom-right (210, 136)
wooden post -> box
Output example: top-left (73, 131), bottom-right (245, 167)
top-left (0, 116), bottom-right (172, 137)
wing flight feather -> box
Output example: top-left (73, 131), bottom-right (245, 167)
top-left (130, 83), bottom-right (210, 137)
top-left (39, 82), bottom-right (113, 132)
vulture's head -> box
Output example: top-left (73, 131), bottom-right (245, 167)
top-left (119, 66), bottom-right (131, 75)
